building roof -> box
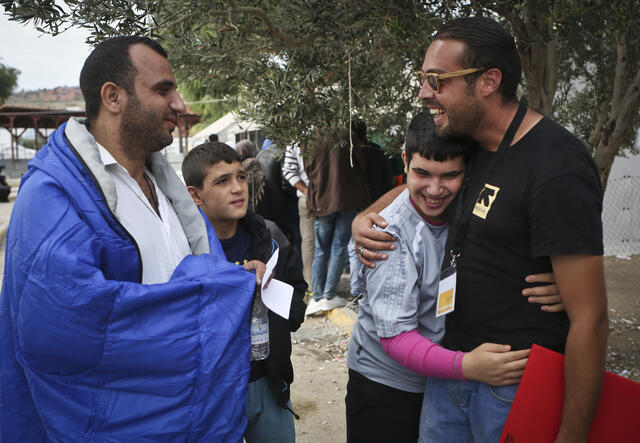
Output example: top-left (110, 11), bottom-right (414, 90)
top-left (0, 105), bottom-right (85, 130)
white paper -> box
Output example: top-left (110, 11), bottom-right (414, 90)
top-left (260, 248), bottom-right (294, 319)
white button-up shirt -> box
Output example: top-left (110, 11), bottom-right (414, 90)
top-left (98, 145), bottom-right (191, 284)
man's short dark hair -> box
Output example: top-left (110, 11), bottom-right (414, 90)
top-left (435, 17), bottom-right (521, 103)
top-left (405, 112), bottom-right (472, 164)
top-left (182, 142), bottom-right (241, 188)
top-left (80, 36), bottom-right (168, 126)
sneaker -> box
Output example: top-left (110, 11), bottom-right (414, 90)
top-left (324, 296), bottom-right (346, 311)
top-left (305, 298), bottom-right (325, 316)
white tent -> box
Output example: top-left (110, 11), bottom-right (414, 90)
top-left (190, 113), bottom-right (261, 149)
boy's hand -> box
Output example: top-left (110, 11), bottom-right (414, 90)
top-left (523, 272), bottom-right (564, 312)
top-left (462, 343), bottom-right (530, 386)
top-left (352, 212), bottom-right (395, 269)
top-left (243, 260), bottom-right (268, 287)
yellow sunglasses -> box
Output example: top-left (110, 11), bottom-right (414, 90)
top-left (415, 67), bottom-right (486, 93)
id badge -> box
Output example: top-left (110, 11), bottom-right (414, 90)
top-left (436, 265), bottom-right (457, 317)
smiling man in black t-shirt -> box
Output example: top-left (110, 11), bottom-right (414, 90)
top-left (353, 17), bottom-right (607, 443)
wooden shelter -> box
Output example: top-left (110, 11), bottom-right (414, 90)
top-left (0, 105), bottom-right (85, 163)
top-left (176, 107), bottom-right (200, 153)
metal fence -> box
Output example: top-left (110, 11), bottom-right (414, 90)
top-left (604, 173), bottom-right (640, 258)
top-left (602, 168), bottom-right (640, 380)
top-left (602, 166), bottom-right (640, 294)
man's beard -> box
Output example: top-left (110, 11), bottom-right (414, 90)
top-left (119, 93), bottom-right (174, 157)
top-left (435, 86), bottom-right (483, 140)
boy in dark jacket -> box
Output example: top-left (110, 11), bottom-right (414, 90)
top-left (182, 142), bottom-right (307, 443)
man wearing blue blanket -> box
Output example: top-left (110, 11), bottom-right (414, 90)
top-left (0, 36), bottom-right (257, 441)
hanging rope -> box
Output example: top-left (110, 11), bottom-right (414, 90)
top-left (146, 1), bottom-right (152, 36)
top-left (348, 51), bottom-right (354, 168)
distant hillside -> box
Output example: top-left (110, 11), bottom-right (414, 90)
top-left (6, 86), bottom-right (84, 110)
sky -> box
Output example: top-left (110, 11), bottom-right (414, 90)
top-left (0, 13), bottom-right (93, 91)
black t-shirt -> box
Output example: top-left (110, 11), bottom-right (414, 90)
top-left (443, 118), bottom-right (603, 353)
top-left (220, 223), bottom-right (266, 381)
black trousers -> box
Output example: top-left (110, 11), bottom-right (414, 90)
top-left (345, 368), bottom-right (424, 443)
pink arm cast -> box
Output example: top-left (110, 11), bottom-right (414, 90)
top-left (379, 329), bottom-right (466, 380)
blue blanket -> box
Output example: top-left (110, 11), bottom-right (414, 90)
top-left (0, 122), bottom-right (254, 442)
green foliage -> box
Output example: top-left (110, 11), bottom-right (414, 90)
top-left (0, 60), bottom-right (20, 105)
top-left (553, 0), bottom-right (640, 154)
top-left (158, 0), bottom-right (436, 154)
top-left (3, 0), bottom-right (638, 161)
top-left (178, 79), bottom-right (235, 131)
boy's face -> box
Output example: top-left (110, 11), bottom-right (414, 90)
top-left (402, 150), bottom-right (465, 223)
top-left (188, 160), bottom-right (248, 224)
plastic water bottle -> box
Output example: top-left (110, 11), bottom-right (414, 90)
top-left (250, 297), bottom-right (270, 361)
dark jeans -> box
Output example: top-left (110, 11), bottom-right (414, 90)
top-left (346, 369), bottom-right (424, 443)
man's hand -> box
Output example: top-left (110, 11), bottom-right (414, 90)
top-left (462, 343), bottom-right (530, 386)
top-left (351, 212), bottom-right (395, 268)
top-left (242, 260), bottom-right (268, 287)
top-left (351, 185), bottom-right (404, 268)
top-left (294, 182), bottom-right (308, 195)
top-left (523, 272), bottom-right (564, 312)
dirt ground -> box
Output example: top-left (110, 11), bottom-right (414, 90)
top-left (602, 255), bottom-right (640, 381)
top-left (290, 316), bottom-right (351, 442)
top-left (290, 256), bottom-right (640, 442)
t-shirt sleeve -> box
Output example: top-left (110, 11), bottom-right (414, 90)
top-left (529, 145), bottom-right (603, 257)
top-left (364, 231), bottom-right (421, 338)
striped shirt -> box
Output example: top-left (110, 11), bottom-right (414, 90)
top-left (281, 145), bottom-right (308, 198)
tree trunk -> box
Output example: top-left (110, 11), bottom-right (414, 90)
top-left (590, 33), bottom-right (640, 192)
top-left (508, 0), bottom-right (557, 116)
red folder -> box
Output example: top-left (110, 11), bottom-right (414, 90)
top-left (500, 344), bottom-right (640, 443)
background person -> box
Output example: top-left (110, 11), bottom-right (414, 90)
top-left (256, 139), bottom-right (300, 251)
top-left (282, 143), bottom-right (314, 298)
top-left (347, 120), bottom-right (394, 299)
top-left (305, 128), bottom-right (370, 315)
top-left (0, 166), bottom-right (10, 202)
top-left (236, 138), bottom-right (259, 161)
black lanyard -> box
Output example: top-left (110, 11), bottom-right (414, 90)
top-left (446, 102), bottom-right (528, 267)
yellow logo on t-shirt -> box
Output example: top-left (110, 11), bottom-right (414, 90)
top-left (472, 183), bottom-right (500, 220)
